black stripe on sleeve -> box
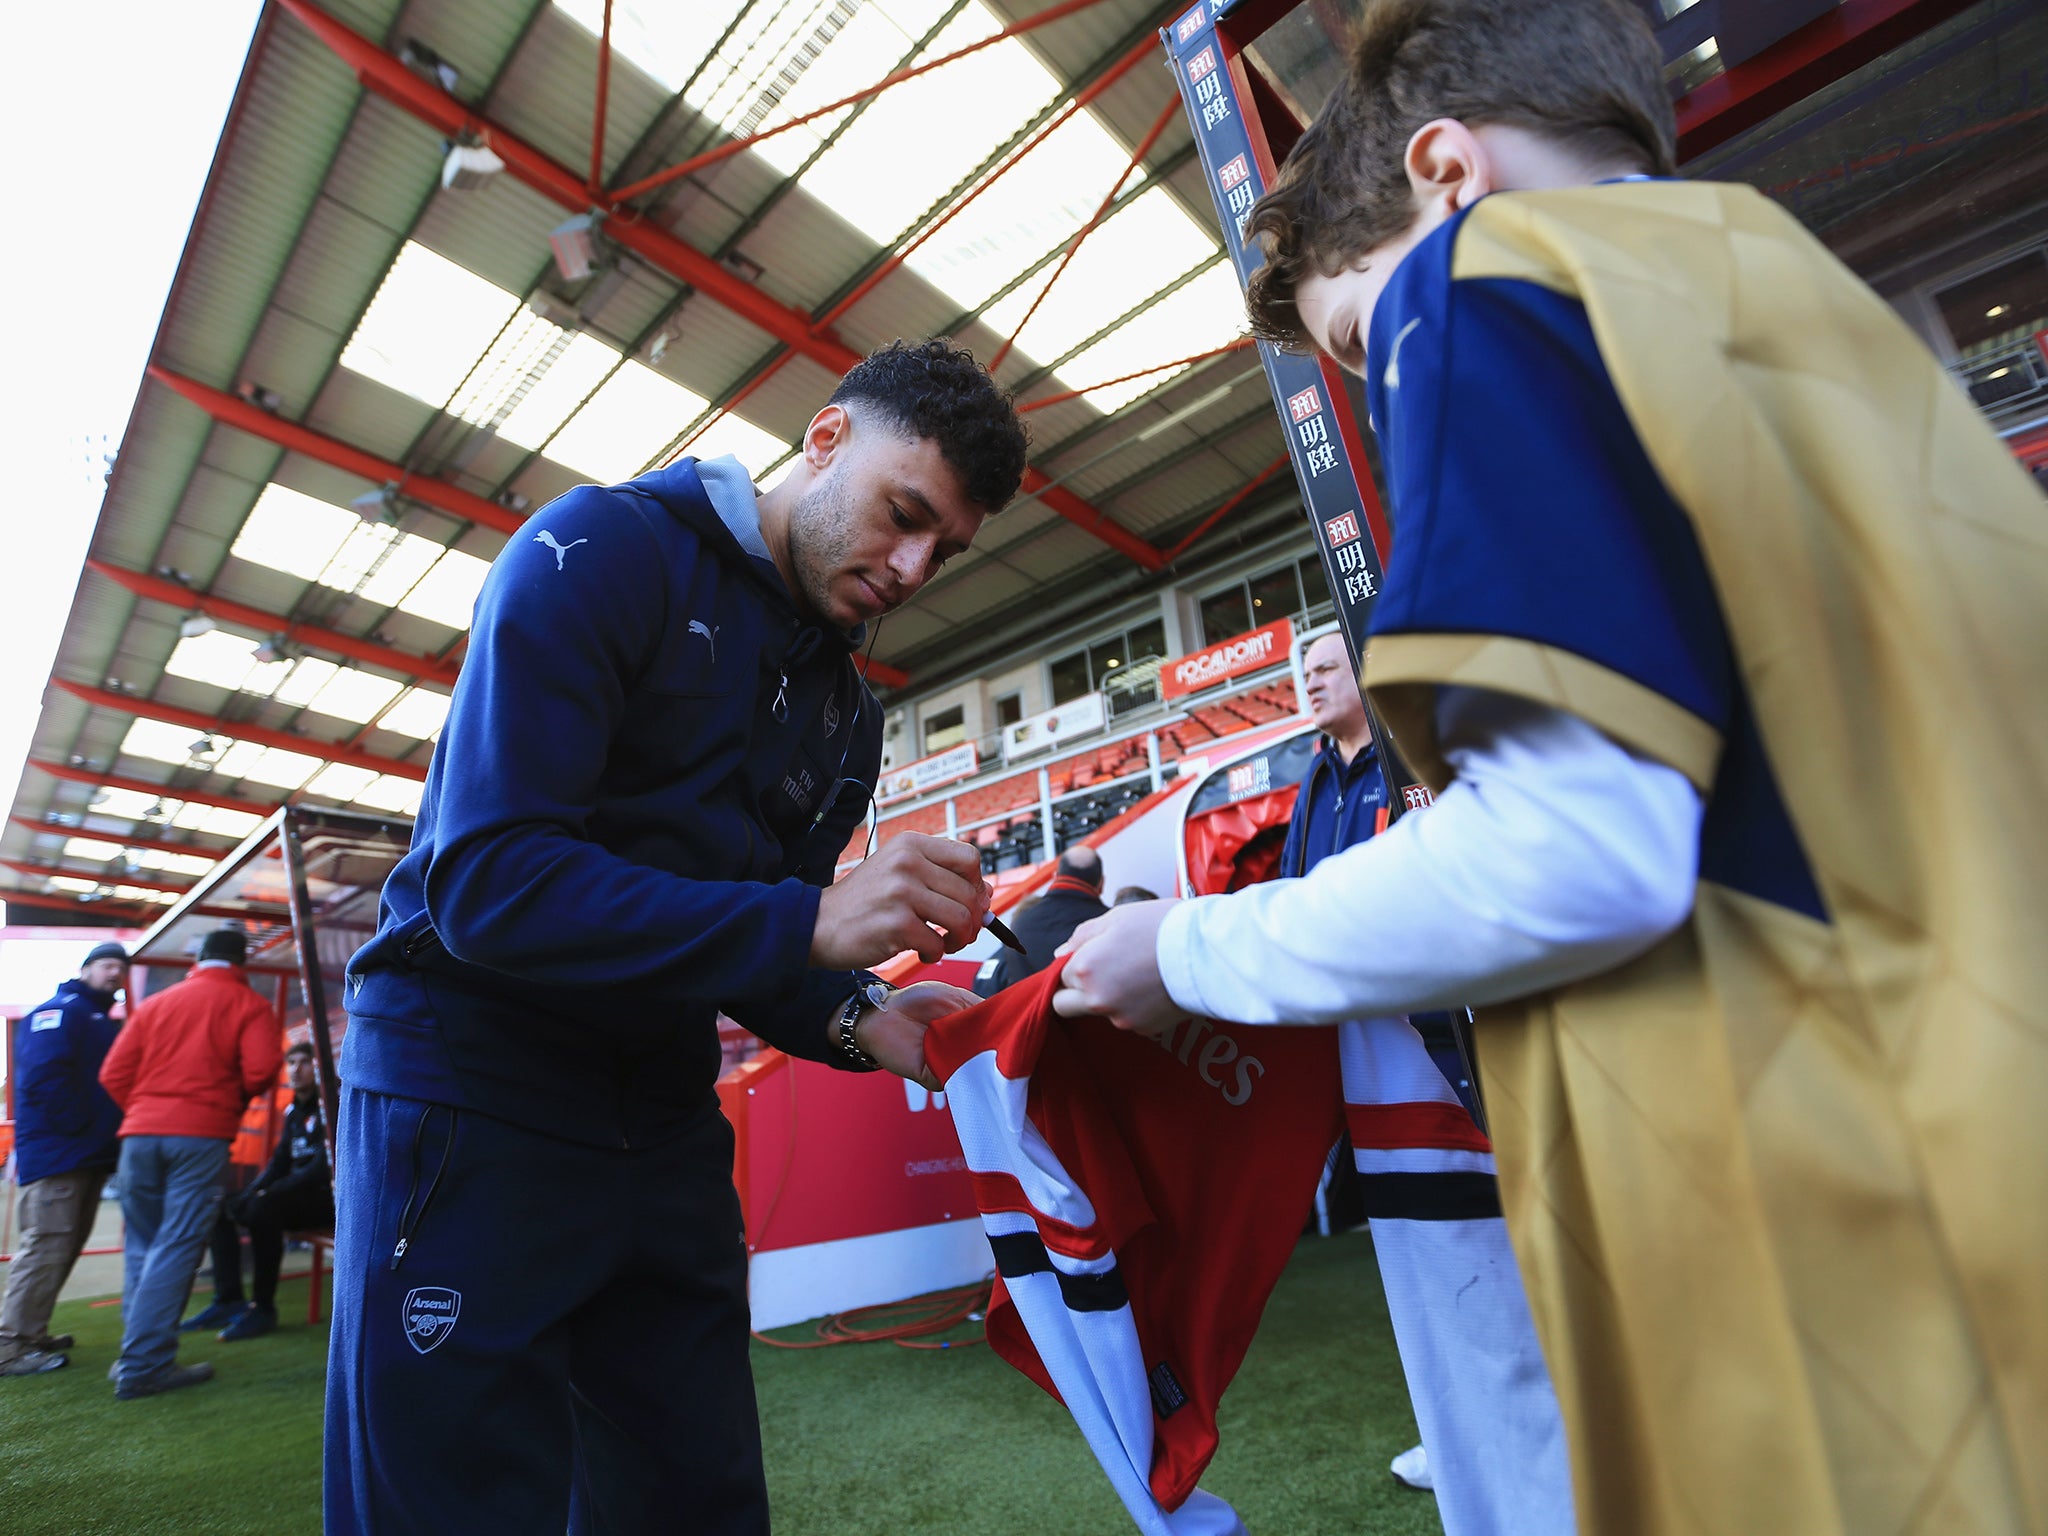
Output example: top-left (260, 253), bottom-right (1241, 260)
top-left (987, 1231), bottom-right (1129, 1313)
top-left (988, 1231), bottom-right (1052, 1279)
top-left (1359, 1171), bottom-right (1504, 1221)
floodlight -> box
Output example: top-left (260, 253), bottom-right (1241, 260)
top-left (179, 612), bottom-right (217, 639)
top-left (549, 215), bottom-right (603, 282)
top-left (143, 800), bottom-right (167, 820)
top-left (252, 634), bottom-right (302, 666)
top-left (400, 38), bottom-right (459, 93)
top-left (351, 486), bottom-right (400, 525)
top-left (234, 380), bottom-right (283, 413)
top-left (89, 790), bottom-right (112, 807)
top-left (191, 735), bottom-right (220, 758)
top-left (442, 142), bottom-right (505, 191)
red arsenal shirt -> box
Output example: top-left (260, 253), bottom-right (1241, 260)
top-left (924, 961), bottom-right (1342, 1526)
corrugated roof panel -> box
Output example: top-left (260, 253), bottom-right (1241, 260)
top-left (584, 259), bottom-right (684, 352)
top-left (672, 351), bottom-right (842, 451)
top-left (446, 431), bottom-right (551, 497)
top-left (156, 467), bottom-right (272, 587)
top-left (320, 0), bottom-right (405, 38)
top-left (502, 453), bottom-right (589, 513)
top-left (50, 585), bottom-right (142, 701)
top-left (484, 2), bottom-right (677, 183)
top-left (158, 18), bottom-right (368, 397)
top-left (305, 367), bottom-right (443, 464)
top-left (394, 0), bottom-right (544, 89)
top-left (202, 559), bottom-right (321, 631)
top-left (634, 295), bottom-right (783, 397)
top-left (238, 306), bottom-right (362, 420)
top-left (321, 93), bottom-right (446, 228)
top-left (268, 194), bottom-right (413, 346)
top-left (89, 396), bottom-right (212, 573)
top-left (410, 177), bottom-right (566, 303)
top-left (725, 183), bottom-right (887, 317)
top-left (1113, 439), bottom-right (1290, 535)
top-left (652, 138), bottom-right (806, 261)
top-left (824, 250), bottom-right (998, 359)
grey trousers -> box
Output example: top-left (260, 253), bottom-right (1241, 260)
top-left (0, 1165), bottom-right (112, 1361)
top-left (116, 1136), bottom-right (229, 1387)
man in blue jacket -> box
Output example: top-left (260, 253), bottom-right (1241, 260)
top-left (1278, 632), bottom-right (1571, 1536)
top-left (0, 941), bottom-right (127, 1377)
top-left (328, 339), bottom-right (1026, 1533)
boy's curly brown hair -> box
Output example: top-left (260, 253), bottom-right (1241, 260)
top-left (1243, 0), bottom-right (1676, 351)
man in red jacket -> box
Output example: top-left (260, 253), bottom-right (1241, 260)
top-left (98, 928), bottom-right (281, 1399)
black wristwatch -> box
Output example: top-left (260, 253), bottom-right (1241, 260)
top-left (832, 979), bottom-right (891, 1072)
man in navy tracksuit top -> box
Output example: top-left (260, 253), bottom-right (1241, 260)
top-left (0, 943), bottom-right (128, 1376)
top-left (328, 340), bottom-right (1026, 1534)
top-left (1278, 632), bottom-right (1572, 1536)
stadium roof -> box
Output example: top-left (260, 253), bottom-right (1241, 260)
top-left (4, 0), bottom-right (2024, 922)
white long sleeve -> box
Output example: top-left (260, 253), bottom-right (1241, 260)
top-left (1156, 688), bottom-right (1704, 1025)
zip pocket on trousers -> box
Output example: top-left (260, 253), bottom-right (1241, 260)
top-left (390, 1103), bottom-right (457, 1271)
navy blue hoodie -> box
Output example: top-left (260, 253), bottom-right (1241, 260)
top-left (345, 459), bottom-right (882, 1148)
top-left (11, 978), bottom-right (124, 1185)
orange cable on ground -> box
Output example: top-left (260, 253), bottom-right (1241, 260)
top-left (751, 1279), bottom-right (994, 1351)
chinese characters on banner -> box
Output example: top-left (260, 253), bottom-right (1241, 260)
top-left (1165, 3), bottom-right (1389, 677)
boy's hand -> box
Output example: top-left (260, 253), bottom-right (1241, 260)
top-left (812, 833), bottom-right (992, 968)
top-left (1052, 900), bottom-right (1184, 1038)
top-left (852, 981), bottom-right (980, 1093)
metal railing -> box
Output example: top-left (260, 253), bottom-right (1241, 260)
top-left (845, 658), bottom-right (1306, 875)
top-left (1950, 330), bottom-right (2048, 426)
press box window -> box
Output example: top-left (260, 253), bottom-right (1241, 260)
top-left (1199, 587), bottom-right (1251, 646)
top-left (1200, 558), bottom-right (1319, 644)
top-left (1050, 617), bottom-right (1171, 709)
top-left (923, 705), bottom-right (966, 754)
top-left (995, 693), bottom-right (1024, 727)
top-left (1049, 652), bottom-right (1093, 706)
top-left (1299, 554), bottom-right (1330, 612)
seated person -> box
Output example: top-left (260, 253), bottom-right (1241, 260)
top-left (972, 847), bottom-right (1109, 996)
top-left (182, 1041), bottom-right (331, 1340)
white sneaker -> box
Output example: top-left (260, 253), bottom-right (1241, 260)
top-left (1390, 1443), bottom-right (1432, 1491)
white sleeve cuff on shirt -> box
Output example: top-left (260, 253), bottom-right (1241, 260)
top-left (1157, 687), bottom-right (1704, 1025)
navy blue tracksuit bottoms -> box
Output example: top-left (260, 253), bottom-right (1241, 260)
top-left (324, 1086), bottom-right (767, 1534)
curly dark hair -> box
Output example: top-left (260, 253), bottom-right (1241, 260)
top-left (829, 339), bottom-right (1029, 511)
top-left (1244, 0), bottom-right (1674, 351)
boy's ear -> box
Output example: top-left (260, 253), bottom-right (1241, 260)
top-left (1403, 118), bottom-right (1493, 219)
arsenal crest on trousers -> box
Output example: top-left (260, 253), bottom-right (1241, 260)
top-left (402, 1287), bottom-right (462, 1354)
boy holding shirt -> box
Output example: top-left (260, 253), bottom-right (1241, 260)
top-left (1055, 2), bottom-right (2048, 1532)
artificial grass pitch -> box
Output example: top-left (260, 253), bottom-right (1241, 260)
top-left (0, 1229), bottom-right (1442, 1535)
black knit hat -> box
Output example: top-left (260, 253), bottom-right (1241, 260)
top-left (83, 942), bottom-right (129, 967)
top-left (198, 929), bottom-right (247, 965)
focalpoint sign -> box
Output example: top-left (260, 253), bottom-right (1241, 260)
top-left (1162, 618), bottom-right (1293, 701)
